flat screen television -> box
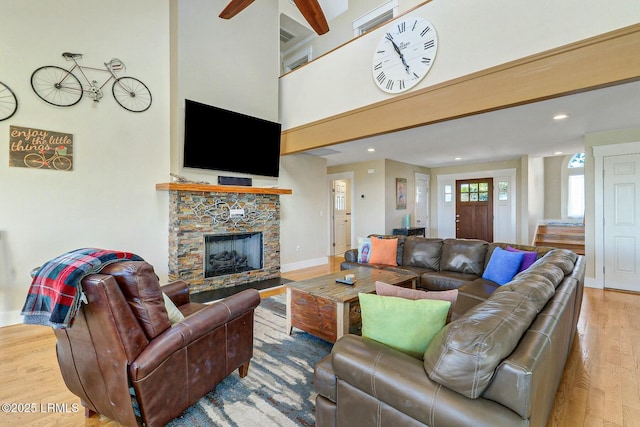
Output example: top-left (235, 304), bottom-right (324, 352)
top-left (183, 99), bottom-right (282, 177)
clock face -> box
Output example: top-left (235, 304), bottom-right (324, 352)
top-left (372, 17), bottom-right (438, 94)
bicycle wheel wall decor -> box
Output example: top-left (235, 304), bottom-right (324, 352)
top-left (0, 81), bottom-right (18, 121)
top-left (30, 53), bottom-right (152, 112)
top-left (8, 125), bottom-right (73, 171)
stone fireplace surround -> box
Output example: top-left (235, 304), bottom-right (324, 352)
top-left (156, 183), bottom-right (292, 295)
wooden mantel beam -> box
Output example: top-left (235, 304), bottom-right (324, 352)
top-left (156, 182), bottom-right (292, 195)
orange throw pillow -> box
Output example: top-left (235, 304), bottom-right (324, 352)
top-left (368, 238), bottom-right (398, 266)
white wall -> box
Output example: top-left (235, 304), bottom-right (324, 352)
top-left (279, 154), bottom-right (330, 271)
top-left (175, 0), bottom-right (281, 185)
top-left (0, 0), bottom-right (171, 326)
top-left (527, 157), bottom-right (546, 244)
top-left (329, 160), bottom-right (387, 240)
top-left (384, 159), bottom-right (430, 234)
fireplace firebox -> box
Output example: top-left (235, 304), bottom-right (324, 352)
top-left (204, 232), bottom-right (263, 278)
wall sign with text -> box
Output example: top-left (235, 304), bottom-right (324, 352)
top-left (9, 125), bottom-right (73, 171)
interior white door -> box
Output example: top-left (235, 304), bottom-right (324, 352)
top-left (603, 153), bottom-right (640, 292)
top-left (415, 173), bottom-right (430, 236)
top-left (333, 180), bottom-right (348, 255)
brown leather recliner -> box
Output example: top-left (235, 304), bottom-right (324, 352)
top-left (53, 260), bottom-right (261, 427)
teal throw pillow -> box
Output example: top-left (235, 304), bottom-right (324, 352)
top-left (482, 247), bottom-right (525, 285)
top-left (358, 292), bottom-right (450, 359)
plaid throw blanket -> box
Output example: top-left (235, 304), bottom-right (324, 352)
top-left (21, 248), bottom-right (144, 328)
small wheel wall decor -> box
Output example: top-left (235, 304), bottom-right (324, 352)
top-left (0, 81), bottom-right (18, 121)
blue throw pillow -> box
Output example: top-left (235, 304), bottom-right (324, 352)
top-left (482, 247), bottom-right (525, 285)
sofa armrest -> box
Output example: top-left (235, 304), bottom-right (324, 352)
top-left (344, 248), bottom-right (358, 262)
top-left (161, 280), bottom-right (191, 306)
top-left (331, 334), bottom-right (523, 426)
top-left (130, 289), bottom-right (260, 379)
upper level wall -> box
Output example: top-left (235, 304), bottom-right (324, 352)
top-left (279, 0), bottom-right (640, 153)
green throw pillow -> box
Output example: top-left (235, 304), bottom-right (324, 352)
top-left (358, 292), bottom-right (450, 359)
top-left (162, 292), bottom-right (185, 325)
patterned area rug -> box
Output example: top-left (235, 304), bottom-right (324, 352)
top-left (167, 294), bottom-right (333, 427)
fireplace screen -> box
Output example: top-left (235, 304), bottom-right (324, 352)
top-left (204, 232), bottom-right (263, 278)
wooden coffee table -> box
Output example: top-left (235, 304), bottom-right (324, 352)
top-left (285, 267), bottom-right (417, 343)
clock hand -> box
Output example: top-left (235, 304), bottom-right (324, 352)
top-left (388, 37), bottom-right (411, 75)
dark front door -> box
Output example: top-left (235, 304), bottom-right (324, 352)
top-left (455, 178), bottom-right (493, 242)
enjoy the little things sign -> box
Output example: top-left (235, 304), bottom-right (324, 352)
top-left (9, 125), bottom-right (73, 171)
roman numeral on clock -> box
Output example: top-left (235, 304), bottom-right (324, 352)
top-left (399, 80), bottom-right (405, 90)
top-left (424, 40), bottom-right (435, 50)
top-left (421, 57), bottom-right (432, 65)
top-left (420, 26), bottom-right (432, 37)
top-left (376, 71), bottom-right (386, 84)
top-left (374, 62), bottom-right (383, 70)
top-left (386, 80), bottom-right (394, 90)
top-left (398, 21), bottom-right (406, 33)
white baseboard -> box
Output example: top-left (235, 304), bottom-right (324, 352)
top-left (1, 310), bottom-right (23, 328)
top-left (281, 257), bottom-right (328, 273)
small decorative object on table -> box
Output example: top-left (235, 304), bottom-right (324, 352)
top-left (336, 274), bottom-right (356, 285)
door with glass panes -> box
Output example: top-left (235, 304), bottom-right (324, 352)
top-left (455, 178), bottom-right (493, 242)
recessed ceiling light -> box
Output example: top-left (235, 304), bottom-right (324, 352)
top-left (553, 113), bottom-right (569, 120)
top-left (367, 148), bottom-right (375, 152)
top-left (554, 151), bottom-right (563, 155)
top-left (454, 157), bottom-right (462, 161)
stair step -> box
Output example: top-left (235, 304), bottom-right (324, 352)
top-left (533, 223), bottom-right (585, 255)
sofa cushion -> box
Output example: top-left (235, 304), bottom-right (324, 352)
top-left (99, 261), bottom-right (171, 339)
top-left (520, 255), bottom-right (566, 287)
top-left (440, 238), bottom-right (488, 275)
top-left (359, 292), bottom-right (450, 359)
top-left (357, 237), bottom-right (372, 263)
top-left (540, 249), bottom-right (578, 275)
top-left (492, 274), bottom-right (555, 311)
top-left (375, 280), bottom-right (458, 323)
top-left (368, 237), bottom-right (399, 265)
top-left (402, 237), bottom-right (443, 270)
top-left (420, 271), bottom-right (478, 291)
top-left (506, 245), bottom-right (538, 272)
top-left (482, 247), bottom-right (524, 285)
top-left (458, 279), bottom-right (501, 301)
top-left (423, 291), bottom-right (539, 398)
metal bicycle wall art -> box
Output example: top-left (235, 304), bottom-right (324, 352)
top-left (30, 52), bottom-right (152, 112)
top-left (0, 81), bottom-right (18, 121)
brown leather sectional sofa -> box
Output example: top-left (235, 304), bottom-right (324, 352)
top-left (315, 236), bottom-right (585, 427)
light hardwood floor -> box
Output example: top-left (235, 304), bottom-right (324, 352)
top-left (1, 256), bottom-right (639, 427)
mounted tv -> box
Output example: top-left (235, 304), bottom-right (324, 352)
top-left (183, 99), bottom-right (282, 177)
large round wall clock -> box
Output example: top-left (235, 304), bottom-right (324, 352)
top-left (372, 16), bottom-right (438, 94)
